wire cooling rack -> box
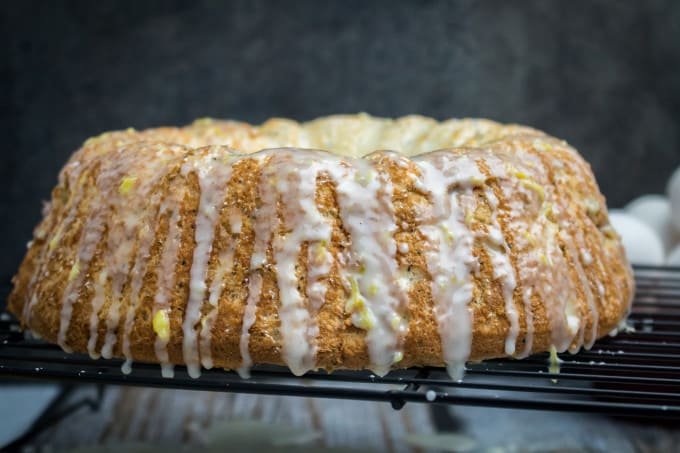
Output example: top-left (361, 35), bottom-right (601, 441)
top-left (1, 265), bottom-right (679, 419)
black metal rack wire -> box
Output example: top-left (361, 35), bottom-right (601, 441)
top-left (1, 265), bottom-right (679, 419)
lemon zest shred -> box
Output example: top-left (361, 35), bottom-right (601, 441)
top-left (153, 309), bottom-right (170, 342)
top-left (49, 229), bottom-right (63, 251)
top-left (390, 314), bottom-right (401, 331)
top-left (119, 176), bottom-right (137, 195)
top-left (352, 307), bottom-right (375, 330)
top-left (465, 210), bottom-right (474, 225)
top-left (521, 179), bottom-right (545, 202)
top-left (345, 276), bottom-right (361, 312)
top-left (549, 345), bottom-right (561, 383)
top-left (315, 242), bottom-right (327, 261)
top-left (440, 224), bottom-right (455, 244)
top-left (470, 175), bottom-right (485, 187)
top-left (368, 284), bottom-right (378, 297)
top-left (68, 261), bottom-right (80, 281)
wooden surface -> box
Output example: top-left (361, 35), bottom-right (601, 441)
top-left (17, 384), bottom-right (680, 452)
top-left (30, 385), bottom-right (436, 452)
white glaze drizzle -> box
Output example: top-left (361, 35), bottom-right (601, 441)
top-left (544, 222), bottom-right (581, 352)
top-left (329, 152), bottom-right (407, 376)
top-left (229, 208), bottom-right (243, 234)
top-left (239, 150), bottom-right (408, 377)
top-left (534, 141), bottom-right (599, 350)
top-left (413, 152), bottom-right (480, 380)
top-left (516, 145), bottom-right (582, 352)
top-left (538, 139), bottom-right (612, 349)
top-left (103, 146), bottom-right (187, 374)
top-left (57, 155), bottom-right (131, 352)
top-left (270, 151), bottom-right (334, 376)
top-left (238, 150), bottom-right (337, 376)
top-left (87, 270), bottom-right (108, 358)
top-left (484, 158), bottom-right (539, 358)
top-left (581, 249), bottom-right (593, 266)
top-left (152, 169), bottom-right (189, 378)
top-left (483, 186), bottom-right (519, 356)
top-left (556, 167), bottom-right (599, 350)
top-left (119, 186), bottom-right (166, 374)
top-left (199, 238), bottom-right (236, 370)
top-left (99, 231), bottom-right (137, 358)
top-left (23, 170), bottom-right (87, 326)
top-left (238, 154), bottom-right (273, 378)
top-left (181, 149), bottom-right (234, 378)
top-left (560, 228), bottom-right (598, 351)
top-left (198, 190), bottom-right (254, 370)
top-left (199, 224), bottom-right (237, 370)
top-left (238, 272), bottom-right (262, 379)
top-left (99, 152), bottom-right (170, 360)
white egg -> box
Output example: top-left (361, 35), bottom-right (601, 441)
top-left (624, 194), bottom-right (677, 251)
top-left (667, 245), bottom-right (680, 266)
top-left (608, 211), bottom-right (664, 265)
top-left (667, 166), bottom-right (680, 233)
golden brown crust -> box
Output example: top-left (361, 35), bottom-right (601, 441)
top-left (7, 115), bottom-right (634, 373)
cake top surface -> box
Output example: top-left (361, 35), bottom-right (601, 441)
top-left (82, 113), bottom-right (545, 158)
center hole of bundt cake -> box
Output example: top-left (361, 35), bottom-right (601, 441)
top-left (192, 114), bottom-right (508, 157)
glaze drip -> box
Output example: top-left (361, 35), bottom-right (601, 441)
top-left (99, 146), bottom-right (181, 361)
top-left (270, 151), bottom-right (335, 376)
top-left (182, 148), bottom-right (234, 378)
top-left (330, 152), bottom-right (408, 376)
top-left (120, 177), bottom-right (170, 373)
top-left (57, 150), bottom-right (145, 352)
top-left (238, 154), bottom-right (272, 378)
top-left (152, 166), bottom-right (190, 378)
top-left (414, 152), bottom-right (480, 380)
top-left (199, 210), bottom-right (238, 369)
top-left (514, 143), bottom-right (583, 352)
top-left (24, 168), bottom-right (87, 327)
top-left (485, 158), bottom-right (542, 358)
top-left (482, 185), bottom-right (520, 356)
top-left (239, 150), bottom-right (337, 376)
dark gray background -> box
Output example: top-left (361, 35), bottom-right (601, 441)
top-left (2, 0), bottom-right (680, 283)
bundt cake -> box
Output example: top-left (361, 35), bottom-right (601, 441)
top-left (7, 114), bottom-right (634, 380)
